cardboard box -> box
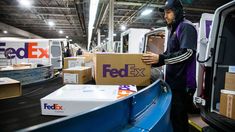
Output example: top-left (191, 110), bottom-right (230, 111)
top-left (13, 63), bottom-right (35, 67)
top-left (220, 90), bottom-right (235, 120)
top-left (41, 84), bottom-right (137, 116)
top-left (94, 53), bottom-right (151, 86)
top-left (64, 55), bottom-right (94, 69)
top-left (0, 77), bottom-right (21, 99)
top-left (82, 52), bottom-right (95, 77)
top-left (63, 67), bottom-right (92, 84)
top-left (64, 57), bottom-right (86, 69)
top-left (225, 72), bottom-right (235, 91)
top-left (82, 52), bottom-right (94, 62)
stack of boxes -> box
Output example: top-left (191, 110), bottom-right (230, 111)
top-left (62, 53), bottom-right (151, 86)
top-left (42, 53), bottom-right (151, 116)
top-left (63, 53), bottom-right (94, 84)
top-left (220, 67), bottom-right (235, 120)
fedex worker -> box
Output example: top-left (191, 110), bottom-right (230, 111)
top-left (142, 0), bottom-right (197, 131)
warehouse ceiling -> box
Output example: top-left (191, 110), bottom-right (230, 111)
top-left (0, 0), bottom-right (232, 49)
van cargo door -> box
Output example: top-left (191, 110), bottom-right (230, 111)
top-left (50, 40), bottom-right (62, 69)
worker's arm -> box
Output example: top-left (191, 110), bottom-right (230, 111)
top-left (158, 48), bottom-right (194, 66)
top-left (142, 48), bottom-right (194, 67)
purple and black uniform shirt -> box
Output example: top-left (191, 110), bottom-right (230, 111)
top-left (155, 19), bottom-right (197, 91)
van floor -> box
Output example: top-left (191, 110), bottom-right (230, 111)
top-left (0, 76), bottom-right (64, 132)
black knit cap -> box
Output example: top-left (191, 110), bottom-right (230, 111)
top-left (159, 0), bottom-right (183, 12)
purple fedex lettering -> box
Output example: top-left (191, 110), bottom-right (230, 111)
top-left (0, 43), bottom-right (28, 59)
top-left (103, 64), bottom-right (128, 77)
top-left (0, 42), bottom-right (48, 59)
top-left (135, 68), bottom-right (145, 77)
top-left (44, 103), bottom-right (63, 110)
top-left (15, 43), bottom-right (28, 59)
top-left (5, 48), bottom-right (16, 59)
top-left (103, 64), bottom-right (145, 78)
top-left (0, 43), bottom-right (5, 52)
top-left (128, 64), bottom-right (135, 77)
top-left (119, 85), bottom-right (136, 92)
top-left (119, 85), bottom-right (131, 90)
top-left (0, 43), bottom-right (15, 59)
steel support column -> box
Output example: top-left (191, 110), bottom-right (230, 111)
top-left (97, 28), bottom-right (101, 46)
top-left (108, 0), bottom-right (114, 52)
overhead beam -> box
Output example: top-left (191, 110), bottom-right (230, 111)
top-left (114, 13), bottom-right (201, 18)
top-left (0, 21), bottom-right (43, 38)
top-left (22, 28), bottom-right (81, 31)
top-left (16, 25), bottom-right (80, 28)
top-left (0, 6), bottom-right (76, 10)
top-left (74, 0), bottom-right (87, 35)
top-left (94, 2), bottom-right (108, 34)
top-left (100, 3), bottom-right (109, 25)
top-left (0, 22), bottom-right (81, 27)
top-left (0, 12), bottom-right (77, 17)
top-left (2, 18), bottom-right (79, 23)
top-left (115, 1), bottom-right (214, 13)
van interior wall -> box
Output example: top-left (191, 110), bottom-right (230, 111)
top-left (213, 11), bottom-right (235, 110)
top-left (147, 37), bottom-right (164, 54)
top-left (122, 35), bottom-right (129, 53)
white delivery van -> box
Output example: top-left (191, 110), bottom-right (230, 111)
top-left (0, 39), bottom-right (65, 69)
top-left (195, 1), bottom-right (235, 131)
top-left (120, 28), bottom-right (150, 53)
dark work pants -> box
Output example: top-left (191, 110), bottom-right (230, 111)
top-left (186, 88), bottom-right (196, 113)
top-left (171, 89), bottom-right (189, 132)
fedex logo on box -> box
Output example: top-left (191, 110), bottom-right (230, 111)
top-left (103, 64), bottom-right (145, 78)
top-left (44, 103), bottom-right (63, 110)
top-left (0, 42), bottom-right (49, 59)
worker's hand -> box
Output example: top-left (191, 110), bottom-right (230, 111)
top-left (142, 52), bottom-right (159, 65)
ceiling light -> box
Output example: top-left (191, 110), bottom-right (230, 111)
top-left (18, 0), bottom-right (32, 7)
top-left (66, 36), bottom-right (69, 38)
top-left (59, 30), bottom-right (63, 34)
top-left (141, 9), bottom-right (153, 16)
top-left (48, 21), bottom-right (55, 27)
top-left (120, 25), bottom-right (126, 31)
top-left (3, 30), bottom-right (8, 34)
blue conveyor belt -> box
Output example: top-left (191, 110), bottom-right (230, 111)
top-left (20, 79), bottom-right (172, 132)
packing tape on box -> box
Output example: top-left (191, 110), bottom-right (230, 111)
top-left (226, 94), bottom-right (233, 118)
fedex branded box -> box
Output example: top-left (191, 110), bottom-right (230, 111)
top-left (94, 53), bottom-right (151, 86)
top-left (41, 84), bottom-right (137, 116)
